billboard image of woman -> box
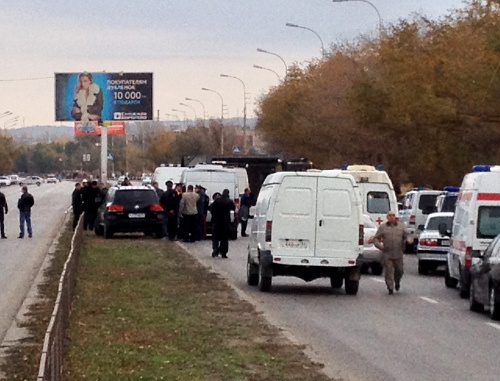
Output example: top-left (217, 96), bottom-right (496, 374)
top-left (71, 72), bottom-right (103, 124)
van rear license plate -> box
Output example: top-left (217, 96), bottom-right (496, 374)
top-left (128, 213), bottom-right (145, 218)
top-left (280, 239), bottom-right (307, 249)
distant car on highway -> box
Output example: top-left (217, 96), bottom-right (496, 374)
top-left (19, 176), bottom-right (44, 186)
top-left (141, 176), bottom-right (152, 186)
top-left (46, 174), bottom-right (58, 184)
top-left (9, 175), bottom-right (19, 185)
top-left (359, 214), bottom-right (383, 275)
top-left (0, 176), bottom-right (12, 187)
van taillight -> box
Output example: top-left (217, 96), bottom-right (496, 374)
top-left (265, 221), bottom-right (272, 242)
top-left (108, 204), bottom-right (124, 212)
top-left (359, 225), bottom-right (364, 245)
top-left (464, 247), bottom-right (472, 267)
top-left (149, 204), bottom-right (164, 212)
top-left (409, 215), bottom-right (416, 225)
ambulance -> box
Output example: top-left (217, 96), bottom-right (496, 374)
top-left (446, 165), bottom-right (500, 298)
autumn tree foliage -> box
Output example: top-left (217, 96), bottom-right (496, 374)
top-left (256, 1), bottom-right (500, 188)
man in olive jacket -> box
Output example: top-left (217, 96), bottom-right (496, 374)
top-left (373, 211), bottom-right (413, 294)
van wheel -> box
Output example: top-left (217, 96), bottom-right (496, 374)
top-left (445, 263), bottom-right (458, 288)
top-left (247, 256), bottom-right (259, 286)
top-left (371, 263), bottom-right (383, 276)
top-left (345, 279), bottom-right (359, 295)
top-left (418, 261), bottom-right (428, 275)
top-left (469, 281), bottom-right (484, 312)
top-left (490, 287), bottom-right (500, 320)
top-left (330, 276), bottom-right (343, 289)
top-left (459, 267), bottom-right (470, 298)
top-left (258, 262), bottom-right (272, 292)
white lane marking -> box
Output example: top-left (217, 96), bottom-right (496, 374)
top-left (486, 322), bottom-right (500, 331)
top-left (370, 278), bottom-right (386, 283)
top-left (419, 296), bottom-right (438, 304)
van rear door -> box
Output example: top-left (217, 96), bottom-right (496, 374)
top-left (272, 175), bottom-right (317, 257)
top-left (316, 177), bottom-right (359, 259)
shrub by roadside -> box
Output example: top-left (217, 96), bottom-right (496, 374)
top-left (65, 235), bottom-right (331, 380)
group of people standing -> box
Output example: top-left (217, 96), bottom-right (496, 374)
top-left (71, 179), bottom-right (106, 231)
top-left (0, 186), bottom-right (35, 239)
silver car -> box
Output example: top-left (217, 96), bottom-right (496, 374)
top-left (359, 214), bottom-right (383, 275)
top-left (417, 212), bottom-right (454, 275)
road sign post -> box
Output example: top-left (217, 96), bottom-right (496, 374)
top-left (101, 125), bottom-right (108, 184)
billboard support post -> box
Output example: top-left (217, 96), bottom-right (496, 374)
top-left (101, 125), bottom-right (108, 184)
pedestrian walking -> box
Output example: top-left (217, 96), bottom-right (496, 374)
top-left (373, 211), bottom-right (413, 294)
top-left (211, 189), bottom-right (235, 258)
top-left (239, 188), bottom-right (252, 237)
top-left (179, 185), bottom-right (199, 242)
top-left (71, 182), bottom-right (83, 230)
top-left (0, 190), bottom-right (8, 239)
top-left (18, 186), bottom-right (34, 239)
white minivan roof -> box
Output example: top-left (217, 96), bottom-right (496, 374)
top-left (263, 171), bottom-right (357, 187)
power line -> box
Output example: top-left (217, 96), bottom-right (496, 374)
top-left (0, 76), bottom-right (53, 82)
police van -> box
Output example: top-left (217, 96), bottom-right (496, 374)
top-left (446, 165), bottom-right (500, 297)
top-left (247, 170), bottom-right (363, 294)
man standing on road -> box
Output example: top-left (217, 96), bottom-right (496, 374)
top-left (0, 190), bottom-right (8, 239)
top-left (152, 181), bottom-right (163, 199)
top-left (18, 186), bottom-right (34, 239)
top-left (373, 211), bottom-right (412, 295)
top-left (195, 185), bottom-right (209, 240)
top-left (211, 189), bottom-right (235, 258)
top-left (71, 182), bottom-right (83, 230)
top-left (179, 185), bottom-right (199, 242)
top-left (159, 181), bottom-right (176, 240)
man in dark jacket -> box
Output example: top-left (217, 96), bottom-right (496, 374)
top-left (211, 189), bottom-right (235, 258)
top-left (159, 181), bottom-right (177, 240)
top-left (18, 186), bottom-right (34, 238)
top-left (71, 182), bottom-right (83, 230)
top-left (195, 185), bottom-right (209, 240)
top-left (81, 180), bottom-right (100, 231)
top-left (0, 190), bottom-right (8, 238)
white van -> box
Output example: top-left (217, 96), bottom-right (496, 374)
top-left (181, 164), bottom-right (239, 239)
top-left (399, 189), bottom-right (443, 251)
top-left (339, 165), bottom-right (398, 227)
top-left (446, 165), bottom-right (500, 297)
top-left (247, 171), bottom-right (363, 294)
top-left (153, 165), bottom-right (186, 190)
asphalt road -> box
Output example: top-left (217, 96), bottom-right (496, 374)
top-left (180, 234), bottom-right (500, 381)
top-left (0, 181), bottom-right (74, 344)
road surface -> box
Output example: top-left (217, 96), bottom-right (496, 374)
top-left (0, 181), bottom-right (74, 344)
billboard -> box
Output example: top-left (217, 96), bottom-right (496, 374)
top-left (74, 121), bottom-right (125, 137)
top-left (55, 72), bottom-right (153, 122)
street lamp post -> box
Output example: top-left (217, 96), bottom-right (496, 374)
top-left (332, 0), bottom-right (383, 33)
top-left (172, 108), bottom-right (187, 129)
top-left (257, 48), bottom-right (288, 76)
top-left (201, 87), bottom-right (225, 154)
top-left (185, 97), bottom-right (207, 125)
top-left (286, 22), bottom-right (326, 57)
top-left (179, 102), bottom-right (197, 124)
top-left (220, 74), bottom-right (247, 130)
top-left (253, 64), bottom-right (281, 81)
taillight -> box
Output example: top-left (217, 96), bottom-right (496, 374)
top-left (149, 204), bottom-right (164, 212)
top-left (367, 236), bottom-right (374, 244)
top-left (420, 239), bottom-right (438, 246)
top-left (107, 204), bottom-right (124, 212)
top-left (409, 215), bottom-right (416, 225)
top-left (464, 247), bottom-right (472, 267)
top-left (265, 221), bottom-right (272, 242)
top-left (359, 224), bottom-right (364, 245)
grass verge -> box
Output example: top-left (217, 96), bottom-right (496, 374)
top-left (0, 219), bottom-right (75, 380)
top-left (65, 234), bottom-right (330, 380)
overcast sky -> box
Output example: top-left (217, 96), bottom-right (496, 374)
top-left (0, 0), bottom-right (466, 127)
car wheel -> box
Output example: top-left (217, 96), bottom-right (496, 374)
top-left (95, 224), bottom-right (104, 236)
top-left (247, 255), bottom-right (259, 286)
top-left (330, 276), bottom-right (343, 289)
top-left (469, 281), bottom-right (484, 312)
top-left (104, 224), bottom-right (114, 239)
top-left (36, 182), bottom-right (41, 186)
top-left (258, 262), bottom-right (272, 292)
top-left (345, 278), bottom-right (359, 295)
top-left (371, 263), bottom-right (383, 276)
top-left (418, 261), bottom-right (428, 275)
top-left (490, 286), bottom-right (500, 320)
top-left (445, 263), bottom-right (458, 288)
top-left (154, 227), bottom-right (165, 239)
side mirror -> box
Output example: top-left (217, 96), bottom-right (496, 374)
top-left (438, 223), bottom-right (450, 237)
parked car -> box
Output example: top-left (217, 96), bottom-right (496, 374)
top-left (247, 170), bottom-right (363, 294)
top-left (359, 214), bottom-right (383, 275)
top-left (417, 212), bottom-right (454, 275)
top-left (94, 185), bottom-right (164, 239)
top-left (141, 176), bottom-right (152, 186)
top-left (9, 175), bottom-right (19, 185)
top-left (19, 176), bottom-right (43, 186)
top-left (469, 234), bottom-right (500, 320)
top-left (0, 176), bottom-right (11, 187)
top-left (46, 174), bottom-right (58, 184)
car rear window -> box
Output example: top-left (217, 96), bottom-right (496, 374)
top-left (426, 216), bottom-right (453, 231)
top-left (418, 194), bottom-right (438, 214)
top-left (367, 192), bottom-right (390, 213)
top-left (477, 206), bottom-right (500, 239)
top-left (114, 190), bottom-right (157, 205)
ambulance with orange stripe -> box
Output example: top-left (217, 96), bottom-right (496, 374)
top-left (446, 165), bottom-right (500, 298)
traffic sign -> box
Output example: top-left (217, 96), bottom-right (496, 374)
top-left (107, 153), bottom-right (114, 161)
top-left (233, 146), bottom-right (242, 154)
